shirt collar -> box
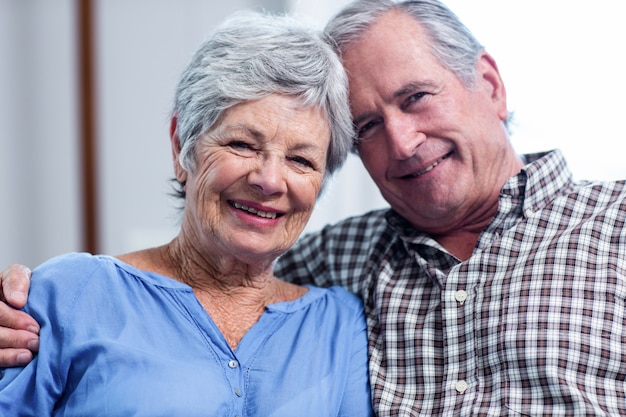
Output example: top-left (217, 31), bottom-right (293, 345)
top-left (509, 149), bottom-right (574, 216)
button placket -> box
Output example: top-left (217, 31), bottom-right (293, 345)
top-left (227, 356), bottom-right (245, 412)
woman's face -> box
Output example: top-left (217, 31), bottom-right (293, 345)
top-left (177, 94), bottom-right (330, 264)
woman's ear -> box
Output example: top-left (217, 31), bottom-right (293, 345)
top-left (476, 51), bottom-right (508, 121)
top-left (170, 113), bottom-right (188, 183)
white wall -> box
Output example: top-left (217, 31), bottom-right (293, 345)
top-left (0, 0), bottom-right (282, 267)
top-left (0, 0), bottom-right (80, 267)
top-left (444, 0), bottom-right (626, 181)
top-left (94, 0), bottom-right (260, 256)
top-left (1, 0), bottom-right (625, 268)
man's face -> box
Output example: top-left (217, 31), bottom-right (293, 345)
top-left (342, 10), bottom-right (518, 235)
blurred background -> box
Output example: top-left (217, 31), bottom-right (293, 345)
top-left (1, 0), bottom-right (625, 268)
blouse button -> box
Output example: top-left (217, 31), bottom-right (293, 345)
top-left (228, 360), bottom-right (239, 369)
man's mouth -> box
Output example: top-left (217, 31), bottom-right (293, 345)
top-left (401, 152), bottom-right (452, 179)
top-left (230, 201), bottom-right (280, 219)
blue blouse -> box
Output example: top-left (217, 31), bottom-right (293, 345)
top-left (0, 253), bottom-right (373, 416)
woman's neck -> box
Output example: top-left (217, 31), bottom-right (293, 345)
top-left (116, 238), bottom-right (307, 350)
top-left (121, 236), bottom-right (273, 288)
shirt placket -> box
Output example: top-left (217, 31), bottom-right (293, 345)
top-left (225, 355), bottom-right (246, 417)
top-left (440, 258), bottom-right (480, 415)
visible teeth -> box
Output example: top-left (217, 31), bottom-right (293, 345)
top-left (419, 160), bottom-right (439, 175)
top-left (410, 154), bottom-right (450, 178)
top-left (232, 202), bottom-right (277, 219)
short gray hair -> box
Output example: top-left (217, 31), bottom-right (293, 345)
top-left (172, 11), bottom-right (354, 195)
top-left (324, 0), bottom-right (483, 87)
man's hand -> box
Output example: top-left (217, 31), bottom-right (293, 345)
top-left (0, 265), bottom-right (39, 367)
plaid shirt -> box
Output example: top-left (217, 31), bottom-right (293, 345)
top-left (275, 150), bottom-right (626, 416)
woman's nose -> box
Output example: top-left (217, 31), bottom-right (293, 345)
top-left (247, 158), bottom-right (287, 195)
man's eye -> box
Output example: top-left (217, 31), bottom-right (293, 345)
top-left (360, 121), bottom-right (375, 134)
top-left (406, 92), bottom-right (426, 105)
top-left (357, 120), bottom-right (379, 139)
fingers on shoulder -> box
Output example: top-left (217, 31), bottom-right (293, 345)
top-left (0, 264), bottom-right (32, 306)
top-left (0, 348), bottom-right (35, 368)
top-left (0, 303), bottom-right (39, 333)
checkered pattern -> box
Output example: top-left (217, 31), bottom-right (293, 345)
top-left (275, 150), bottom-right (626, 416)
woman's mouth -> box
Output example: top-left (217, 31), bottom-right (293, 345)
top-left (230, 201), bottom-right (280, 219)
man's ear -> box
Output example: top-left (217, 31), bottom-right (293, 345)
top-left (170, 113), bottom-right (188, 183)
top-left (476, 51), bottom-right (508, 121)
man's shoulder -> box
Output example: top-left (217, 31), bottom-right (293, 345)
top-left (568, 178), bottom-right (626, 205)
top-left (316, 207), bottom-right (391, 238)
top-left (276, 208), bottom-right (394, 285)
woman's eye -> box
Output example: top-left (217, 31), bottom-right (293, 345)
top-left (290, 156), bottom-right (314, 168)
top-left (228, 141), bottom-right (253, 150)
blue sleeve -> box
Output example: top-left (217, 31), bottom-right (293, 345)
top-left (0, 253), bottom-right (98, 416)
top-left (335, 288), bottom-right (374, 417)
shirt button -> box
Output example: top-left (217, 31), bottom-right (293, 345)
top-left (454, 290), bottom-right (468, 303)
top-left (234, 388), bottom-right (243, 397)
top-left (228, 360), bottom-right (239, 369)
top-left (455, 380), bottom-right (469, 393)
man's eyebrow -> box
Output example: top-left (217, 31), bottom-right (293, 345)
top-left (353, 112), bottom-right (378, 128)
top-left (393, 81), bottom-right (436, 99)
top-left (352, 81), bottom-right (439, 127)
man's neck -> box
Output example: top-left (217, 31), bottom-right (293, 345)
top-left (434, 231), bottom-right (481, 261)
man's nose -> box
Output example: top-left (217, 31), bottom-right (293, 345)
top-left (385, 115), bottom-right (426, 160)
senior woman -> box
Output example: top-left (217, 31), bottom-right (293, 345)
top-left (0, 11), bottom-right (373, 416)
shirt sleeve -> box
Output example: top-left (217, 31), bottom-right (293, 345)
top-left (276, 210), bottom-right (390, 296)
top-left (275, 228), bottom-right (334, 287)
top-left (0, 253), bottom-right (97, 416)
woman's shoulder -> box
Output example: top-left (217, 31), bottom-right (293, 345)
top-left (26, 253), bottom-right (117, 321)
top-left (324, 285), bottom-right (363, 305)
top-left (269, 284), bottom-right (363, 316)
top-left (35, 251), bottom-right (103, 267)
top-left (31, 252), bottom-right (136, 288)
top-left (33, 252), bottom-right (107, 283)
top-left (32, 252), bottom-right (188, 292)
top-left (303, 285), bottom-right (365, 316)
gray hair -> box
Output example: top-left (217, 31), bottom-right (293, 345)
top-left (172, 11), bottom-right (354, 196)
top-left (324, 0), bottom-right (483, 88)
